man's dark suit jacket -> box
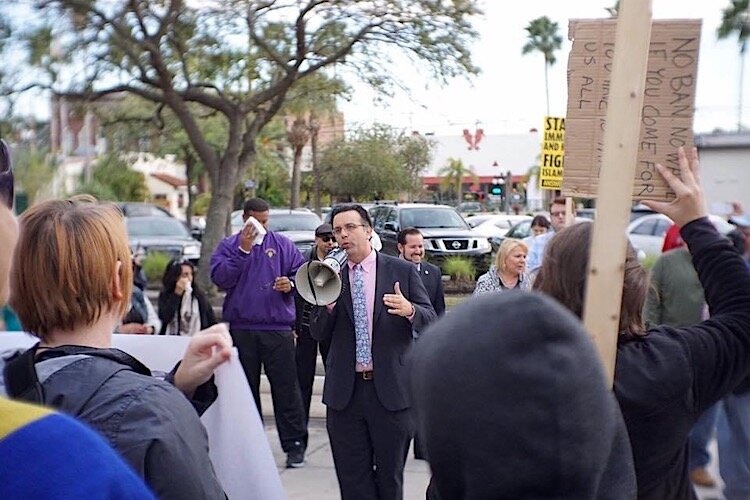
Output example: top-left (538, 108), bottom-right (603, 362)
top-left (418, 261), bottom-right (446, 317)
top-left (310, 252), bottom-right (436, 411)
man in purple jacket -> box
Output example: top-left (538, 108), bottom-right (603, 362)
top-left (210, 198), bottom-right (308, 468)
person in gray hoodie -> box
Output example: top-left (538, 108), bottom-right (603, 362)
top-left (412, 292), bottom-right (636, 499)
top-left (3, 198), bottom-right (231, 500)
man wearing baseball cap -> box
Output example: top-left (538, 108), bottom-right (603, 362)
top-left (294, 223), bottom-right (337, 426)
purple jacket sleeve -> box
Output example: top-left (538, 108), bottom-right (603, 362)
top-left (210, 235), bottom-right (249, 290)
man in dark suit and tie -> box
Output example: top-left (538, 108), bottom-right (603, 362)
top-left (397, 228), bottom-right (446, 317)
top-left (310, 204), bottom-right (436, 500)
top-left (397, 227), bottom-right (446, 461)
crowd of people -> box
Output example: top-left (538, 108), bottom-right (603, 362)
top-left (1, 145), bottom-right (750, 500)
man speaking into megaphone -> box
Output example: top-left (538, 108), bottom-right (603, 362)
top-left (308, 204), bottom-right (436, 500)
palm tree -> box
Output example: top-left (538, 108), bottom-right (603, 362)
top-left (285, 117), bottom-right (310, 209)
top-left (522, 16), bottom-right (563, 116)
top-left (605, 1), bottom-right (620, 17)
top-left (717, 0), bottom-right (750, 130)
top-left (438, 158), bottom-right (476, 203)
top-left (284, 74), bottom-right (347, 211)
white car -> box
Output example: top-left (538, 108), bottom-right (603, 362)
top-left (231, 208), bottom-right (322, 255)
top-left (231, 208), bottom-right (383, 254)
top-left (470, 214), bottom-right (532, 239)
top-left (627, 213), bottom-right (735, 259)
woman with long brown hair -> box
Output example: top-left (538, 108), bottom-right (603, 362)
top-left (534, 148), bottom-right (750, 499)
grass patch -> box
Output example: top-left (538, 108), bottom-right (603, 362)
top-left (445, 294), bottom-right (471, 310)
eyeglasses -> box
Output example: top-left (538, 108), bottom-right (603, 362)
top-left (333, 223), bottom-right (366, 235)
top-left (0, 139), bottom-right (14, 209)
top-left (318, 235), bottom-right (335, 243)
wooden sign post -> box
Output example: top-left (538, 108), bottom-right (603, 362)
top-left (582, 0), bottom-right (652, 385)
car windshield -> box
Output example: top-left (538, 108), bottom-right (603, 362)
top-left (466, 215), bottom-right (493, 228)
top-left (127, 218), bottom-right (190, 238)
top-left (269, 213), bottom-right (321, 232)
top-left (507, 220), bottom-right (532, 239)
top-left (459, 203), bottom-right (482, 211)
top-left (122, 204), bottom-right (171, 217)
top-left (401, 208), bottom-right (469, 229)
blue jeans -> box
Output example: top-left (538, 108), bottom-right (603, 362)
top-left (689, 403), bottom-right (720, 470)
top-left (718, 392), bottom-right (750, 500)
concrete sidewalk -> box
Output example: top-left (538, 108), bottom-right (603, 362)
top-left (262, 418), bottom-right (725, 500)
top-left (264, 419), bottom-right (431, 500)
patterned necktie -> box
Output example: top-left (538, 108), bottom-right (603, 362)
top-left (352, 264), bottom-right (371, 365)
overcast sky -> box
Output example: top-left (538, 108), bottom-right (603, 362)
top-left (338, 0), bottom-right (747, 136)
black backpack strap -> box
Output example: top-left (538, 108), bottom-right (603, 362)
top-left (3, 344), bottom-right (45, 403)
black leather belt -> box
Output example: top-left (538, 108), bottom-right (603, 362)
top-left (357, 370), bottom-right (374, 381)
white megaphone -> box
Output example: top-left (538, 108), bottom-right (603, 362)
top-left (295, 247), bottom-right (349, 305)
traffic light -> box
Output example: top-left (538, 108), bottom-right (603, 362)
top-left (490, 182), bottom-right (504, 196)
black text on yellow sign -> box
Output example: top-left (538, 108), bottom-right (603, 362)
top-left (540, 116), bottom-right (565, 190)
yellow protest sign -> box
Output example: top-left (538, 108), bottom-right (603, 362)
top-left (540, 116), bottom-right (565, 189)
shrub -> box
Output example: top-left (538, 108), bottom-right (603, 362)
top-left (141, 251), bottom-right (171, 283)
top-left (192, 193), bottom-right (211, 216)
top-left (442, 256), bottom-right (476, 282)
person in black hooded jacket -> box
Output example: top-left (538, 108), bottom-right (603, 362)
top-left (412, 292), bottom-right (637, 499)
top-left (534, 147), bottom-right (750, 499)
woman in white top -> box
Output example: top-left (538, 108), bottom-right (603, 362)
top-left (474, 238), bottom-right (531, 295)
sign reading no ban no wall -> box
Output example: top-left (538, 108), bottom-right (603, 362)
top-left (539, 116), bottom-right (565, 190)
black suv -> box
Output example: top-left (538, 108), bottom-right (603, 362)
top-left (369, 203), bottom-right (492, 274)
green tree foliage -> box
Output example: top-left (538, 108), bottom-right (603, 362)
top-left (11, 146), bottom-right (56, 205)
top-left (319, 125), bottom-right (433, 201)
top-left (255, 147), bottom-right (290, 207)
top-left (1, 0), bottom-right (480, 289)
top-left (77, 153), bottom-right (149, 201)
top-left (522, 16), bottom-right (562, 116)
top-left (95, 94), bottom-right (228, 225)
top-left (192, 193), bottom-right (211, 216)
top-left (717, 0), bottom-right (750, 130)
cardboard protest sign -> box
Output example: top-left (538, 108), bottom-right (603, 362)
top-left (563, 19), bottom-right (701, 201)
top-left (539, 116), bottom-right (566, 190)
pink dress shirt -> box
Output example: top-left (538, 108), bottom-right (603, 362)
top-left (348, 249), bottom-right (377, 372)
